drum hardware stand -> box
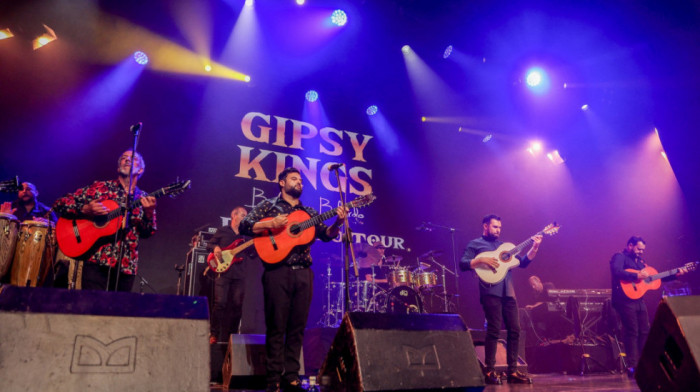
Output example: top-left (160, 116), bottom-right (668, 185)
top-left (330, 163), bottom-right (359, 314)
top-left (137, 273), bottom-right (157, 294)
top-left (174, 264), bottom-right (185, 295)
top-left (318, 260), bottom-right (342, 327)
top-left (109, 122), bottom-right (143, 292)
top-left (420, 222), bottom-right (461, 310)
top-left (435, 262), bottom-right (455, 312)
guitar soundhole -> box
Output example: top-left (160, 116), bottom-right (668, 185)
top-left (289, 224), bottom-right (301, 235)
top-left (501, 253), bottom-right (511, 262)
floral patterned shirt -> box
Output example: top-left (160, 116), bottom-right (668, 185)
top-left (53, 180), bottom-right (156, 274)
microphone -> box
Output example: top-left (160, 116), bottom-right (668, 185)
top-left (415, 222), bottom-right (433, 232)
top-left (328, 162), bottom-right (344, 170)
top-left (130, 122), bottom-right (143, 134)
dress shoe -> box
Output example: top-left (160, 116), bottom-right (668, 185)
top-left (266, 381), bottom-right (281, 392)
top-left (484, 370), bottom-right (502, 385)
top-left (507, 370), bottom-right (533, 384)
top-left (281, 378), bottom-right (306, 392)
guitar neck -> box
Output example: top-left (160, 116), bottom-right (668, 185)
top-left (295, 207), bottom-right (339, 232)
top-left (510, 230), bottom-right (543, 256)
top-left (648, 268), bottom-right (679, 282)
top-left (104, 188), bottom-right (164, 221)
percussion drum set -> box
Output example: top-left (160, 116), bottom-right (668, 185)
top-left (0, 213), bottom-right (56, 287)
top-left (318, 244), bottom-right (456, 327)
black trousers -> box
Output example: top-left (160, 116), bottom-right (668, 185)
top-left (212, 271), bottom-right (245, 341)
top-left (262, 265), bottom-right (313, 384)
top-left (81, 262), bottom-right (135, 292)
top-left (481, 294), bottom-right (521, 373)
top-left (613, 299), bottom-right (649, 368)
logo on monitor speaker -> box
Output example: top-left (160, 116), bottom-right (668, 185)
top-left (70, 335), bottom-right (137, 373)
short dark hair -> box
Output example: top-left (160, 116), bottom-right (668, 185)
top-left (482, 214), bottom-right (501, 225)
top-left (627, 236), bottom-right (646, 247)
top-left (278, 167), bottom-right (300, 190)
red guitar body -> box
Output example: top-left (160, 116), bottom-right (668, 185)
top-left (253, 210), bottom-right (316, 264)
top-left (55, 200), bottom-right (123, 258)
top-left (207, 238), bottom-right (245, 270)
top-left (620, 266), bottom-right (661, 300)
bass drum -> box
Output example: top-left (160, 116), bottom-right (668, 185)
top-left (385, 286), bottom-right (423, 314)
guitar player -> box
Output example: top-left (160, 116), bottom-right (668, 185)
top-left (609, 236), bottom-right (686, 378)
top-left (207, 206), bottom-right (256, 344)
top-left (460, 214), bottom-right (543, 385)
top-left (52, 150), bottom-right (156, 292)
top-left (240, 167), bottom-right (347, 392)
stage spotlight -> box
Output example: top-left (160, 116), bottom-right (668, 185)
top-left (331, 10), bottom-right (347, 26)
top-left (443, 45), bottom-right (453, 59)
top-left (527, 141), bottom-right (543, 156)
top-left (526, 70), bottom-right (542, 87)
top-left (133, 51), bottom-right (149, 65)
top-left (296, 0), bottom-right (305, 4)
top-left (525, 67), bottom-right (550, 94)
top-left (482, 134), bottom-right (493, 143)
top-left (563, 83), bottom-right (568, 88)
top-left (0, 28), bottom-right (13, 40)
top-left (660, 151), bottom-right (668, 161)
top-left (581, 104), bottom-right (589, 111)
top-left (245, 0), bottom-right (254, 7)
top-left (546, 150), bottom-right (565, 165)
top-left (366, 105), bottom-right (378, 116)
top-left (244, 75), bottom-right (251, 82)
top-left (305, 90), bottom-right (319, 102)
top-left (204, 64), bottom-right (212, 72)
top-left (421, 116), bottom-right (426, 122)
top-left (32, 24), bottom-right (57, 50)
top-left (401, 45), bottom-right (411, 54)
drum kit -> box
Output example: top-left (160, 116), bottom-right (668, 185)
top-left (0, 213), bottom-right (56, 287)
top-left (318, 245), bottom-right (455, 327)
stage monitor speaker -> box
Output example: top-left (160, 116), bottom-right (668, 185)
top-left (636, 295), bottom-right (700, 392)
top-left (222, 334), bottom-right (304, 390)
top-left (0, 285), bottom-right (210, 392)
top-left (319, 312), bottom-right (485, 392)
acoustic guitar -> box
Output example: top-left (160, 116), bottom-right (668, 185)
top-left (254, 193), bottom-right (376, 264)
top-left (474, 222), bottom-right (560, 284)
top-left (56, 180), bottom-right (191, 258)
top-left (620, 261), bottom-right (698, 300)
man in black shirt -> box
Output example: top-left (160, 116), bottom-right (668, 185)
top-left (609, 236), bottom-right (685, 378)
top-left (460, 214), bottom-right (542, 385)
top-left (1, 182), bottom-right (57, 223)
top-left (207, 206), bottom-right (255, 343)
top-left (240, 167), bottom-right (346, 392)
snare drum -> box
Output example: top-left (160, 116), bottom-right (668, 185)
top-left (412, 271), bottom-right (437, 290)
top-left (10, 220), bottom-right (55, 287)
top-left (385, 286), bottom-right (423, 314)
top-left (388, 266), bottom-right (412, 288)
top-left (0, 213), bottom-right (19, 279)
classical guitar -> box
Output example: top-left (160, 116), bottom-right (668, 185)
top-left (206, 238), bottom-right (255, 273)
top-left (620, 261), bottom-right (698, 300)
top-left (474, 222), bottom-right (560, 284)
top-left (56, 180), bottom-right (191, 258)
top-left (254, 193), bottom-right (376, 264)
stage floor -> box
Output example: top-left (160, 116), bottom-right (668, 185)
top-left (215, 373), bottom-right (641, 392)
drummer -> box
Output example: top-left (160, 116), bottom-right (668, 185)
top-left (358, 242), bottom-right (392, 287)
top-left (0, 182), bottom-right (57, 224)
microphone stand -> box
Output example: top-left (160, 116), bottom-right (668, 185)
top-left (331, 165), bottom-right (358, 313)
top-left (422, 222), bottom-right (461, 310)
top-left (109, 123), bottom-right (142, 292)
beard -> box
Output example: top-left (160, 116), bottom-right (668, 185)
top-left (286, 184), bottom-right (302, 198)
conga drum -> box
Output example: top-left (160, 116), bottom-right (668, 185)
top-left (10, 220), bottom-right (55, 287)
top-left (0, 213), bottom-right (19, 279)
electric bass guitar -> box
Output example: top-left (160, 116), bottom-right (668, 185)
top-left (254, 193), bottom-right (376, 264)
top-left (474, 222), bottom-right (560, 284)
top-left (56, 180), bottom-right (191, 258)
top-left (206, 238), bottom-right (255, 273)
top-left (620, 261), bottom-right (698, 300)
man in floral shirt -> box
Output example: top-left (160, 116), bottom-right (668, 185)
top-left (53, 150), bottom-right (156, 292)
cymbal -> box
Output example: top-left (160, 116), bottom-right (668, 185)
top-left (353, 243), bottom-right (381, 268)
top-left (415, 262), bottom-right (431, 270)
top-left (420, 250), bottom-right (443, 259)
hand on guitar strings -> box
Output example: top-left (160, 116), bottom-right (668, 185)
top-left (81, 200), bottom-right (111, 216)
top-left (471, 256), bottom-right (499, 272)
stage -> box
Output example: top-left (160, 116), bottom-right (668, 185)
top-left (216, 373), bottom-right (640, 392)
